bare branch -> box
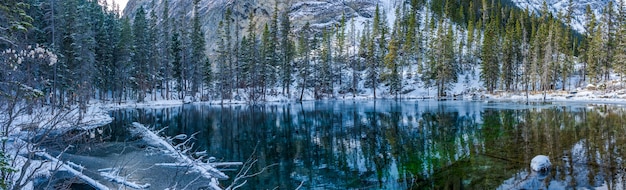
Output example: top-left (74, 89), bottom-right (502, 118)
top-left (295, 180), bottom-right (305, 190)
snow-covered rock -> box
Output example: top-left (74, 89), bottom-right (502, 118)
top-left (530, 155), bottom-right (551, 172)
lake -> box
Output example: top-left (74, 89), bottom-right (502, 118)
top-left (47, 100), bottom-right (626, 189)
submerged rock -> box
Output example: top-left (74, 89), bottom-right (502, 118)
top-left (530, 155), bottom-right (551, 172)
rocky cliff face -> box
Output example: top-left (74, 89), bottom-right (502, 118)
top-left (509, 0), bottom-right (618, 33)
top-left (123, 0), bottom-right (400, 54)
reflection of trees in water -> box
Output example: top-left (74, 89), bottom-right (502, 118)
top-left (110, 103), bottom-right (626, 189)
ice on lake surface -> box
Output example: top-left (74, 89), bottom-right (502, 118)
top-left (41, 100), bottom-right (626, 189)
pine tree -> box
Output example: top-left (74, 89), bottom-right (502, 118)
top-left (319, 28), bottom-right (333, 97)
top-left (501, 10), bottom-right (516, 91)
top-left (224, 8), bottom-right (233, 99)
top-left (280, 7), bottom-right (294, 97)
top-left (160, 0), bottom-right (172, 99)
top-left (71, 0), bottom-right (97, 108)
top-left (588, 22), bottom-right (606, 83)
top-left (615, 0), bottom-right (626, 81)
top-left (171, 29), bottom-right (183, 98)
top-left (115, 18), bottom-right (133, 103)
top-left (582, 5), bottom-right (596, 83)
top-left (297, 22), bottom-right (312, 102)
top-left (350, 17), bottom-right (360, 98)
top-left (260, 24), bottom-right (273, 99)
top-left (203, 58), bottom-right (212, 99)
top-left (560, 1), bottom-right (575, 90)
top-left (481, 19), bottom-right (500, 92)
top-left (132, 7), bottom-right (150, 102)
top-left (603, 1), bottom-right (616, 81)
top-left (542, 19), bottom-right (557, 92)
top-left (190, 0), bottom-right (207, 99)
top-left (336, 12), bottom-right (347, 96)
top-left (385, 33), bottom-right (401, 97)
top-left (404, 1), bottom-right (418, 68)
top-left (217, 20), bottom-right (230, 101)
top-left (148, 8), bottom-right (159, 101)
top-left (244, 11), bottom-right (259, 101)
top-left (366, 24), bottom-right (378, 99)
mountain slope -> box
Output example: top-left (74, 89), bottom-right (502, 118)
top-left (509, 0), bottom-right (618, 33)
top-left (123, 0), bottom-right (402, 53)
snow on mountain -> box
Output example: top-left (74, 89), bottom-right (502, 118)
top-left (509, 0), bottom-right (618, 33)
top-left (124, 0), bottom-right (405, 54)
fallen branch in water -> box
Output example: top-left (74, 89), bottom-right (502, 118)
top-left (226, 144), bottom-right (278, 190)
top-left (99, 168), bottom-right (150, 189)
top-left (131, 122), bottom-right (228, 180)
top-left (36, 152), bottom-right (109, 190)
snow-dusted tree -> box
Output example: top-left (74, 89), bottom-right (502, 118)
top-left (385, 32), bottom-right (401, 97)
top-left (349, 17), bottom-right (360, 98)
top-left (559, 0), bottom-right (575, 90)
top-left (587, 22), bottom-right (606, 83)
top-left (260, 24), bottom-right (273, 100)
top-left (480, 18), bottom-right (500, 93)
top-left (501, 10), bottom-right (519, 91)
top-left (148, 8), bottom-right (160, 101)
top-left (603, 1), bottom-right (616, 81)
top-left (160, 0), bottom-right (172, 100)
top-left (297, 22), bottom-right (312, 102)
top-left (424, 19), bottom-right (458, 98)
top-left (223, 8), bottom-right (234, 100)
top-left (581, 5), bottom-right (597, 83)
top-left (171, 28), bottom-right (183, 99)
top-left (217, 20), bottom-right (230, 102)
top-left (190, 0), bottom-right (207, 99)
top-left (93, 2), bottom-right (119, 101)
top-left (115, 18), bottom-right (133, 103)
top-left (132, 7), bottom-right (150, 102)
top-left (615, 0), bottom-right (626, 81)
top-left (279, 7), bottom-right (294, 97)
top-left (319, 28), bottom-right (333, 98)
top-left (335, 13), bottom-right (347, 97)
top-left (241, 11), bottom-right (259, 101)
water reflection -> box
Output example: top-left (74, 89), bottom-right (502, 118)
top-left (104, 101), bottom-right (626, 189)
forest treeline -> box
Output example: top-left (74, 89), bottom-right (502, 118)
top-left (1, 0), bottom-right (626, 108)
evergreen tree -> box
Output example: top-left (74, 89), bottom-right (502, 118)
top-left (260, 23), bottom-right (273, 99)
top-left (582, 5), bottom-right (596, 83)
top-left (223, 8), bottom-right (233, 98)
top-left (615, 0), bottom-right (626, 81)
top-left (385, 33), bottom-right (401, 97)
top-left (501, 10), bottom-right (517, 91)
top-left (115, 18), bottom-right (133, 103)
top-left (132, 7), bottom-right (150, 102)
top-left (203, 58), bottom-right (212, 98)
top-left (171, 29), bottom-right (183, 98)
top-left (280, 7), bottom-right (294, 96)
top-left (350, 17), bottom-right (360, 98)
top-left (481, 19), bottom-right (500, 92)
top-left (297, 22), bottom-right (312, 102)
top-left (588, 22), bottom-right (606, 83)
top-left (217, 20), bottom-right (230, 101)
top-left (191, 0), bottom-right (207, 98)
top-left (336, 12), bottom-right (347, 96)
top-left (244, 11), bottom-right (259, 101)
top-left (160, 0), bottom-right (172, 99)
top-left (148, 8), bottom-right (159, 101)
top-left (603, 1), bottom-right (616, 81)
top-left (559, 1), bottom-right (575, 90)
top-left (322, 27), bottom-right (333, 97)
